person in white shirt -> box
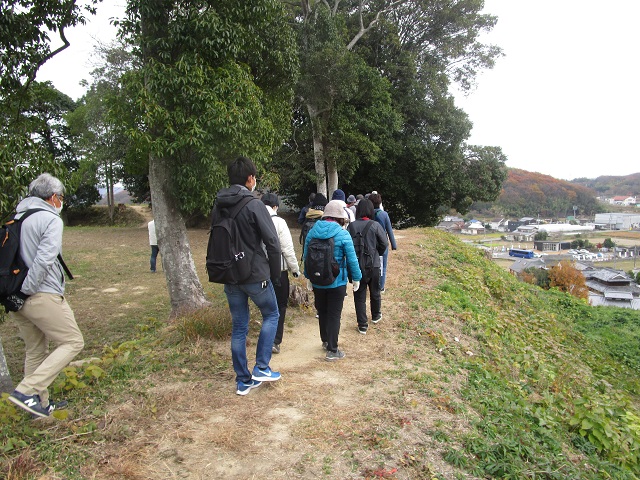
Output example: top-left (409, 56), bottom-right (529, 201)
top-left (148, 219), bottom-right (159, 272)
top-left (261, 193), bottom-right (301, 354)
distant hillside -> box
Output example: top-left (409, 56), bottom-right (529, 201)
top-left (97, 187), bottom-right (133, 205)
top-left (474, 168), bottom-right (601, 218)
top-left (571, 172), bottom-right (640, 196)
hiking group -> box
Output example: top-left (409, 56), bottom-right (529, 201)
top-left (3, 159), bottom-right (398, 419)
top-left (207, 156), bottom-right (397, 395)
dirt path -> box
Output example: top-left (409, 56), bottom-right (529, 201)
top-left (89, 232), bottom-right (463, 479)
top-left (128, 204), bottom-right (154, 226)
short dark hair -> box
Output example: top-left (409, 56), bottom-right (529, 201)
top-left (228, 156), bottom-right (257, 186)
top-left (356, 198), bottom-right (375, 220)
top-left (261, 192), bottom-right (279, 207)
top-left (369, 193), bottom-right (382, 208)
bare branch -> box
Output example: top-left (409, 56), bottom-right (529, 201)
top-left (23, 27), bottom-right (71, 91)
top-left (346, 0), bottom-right (406, 51)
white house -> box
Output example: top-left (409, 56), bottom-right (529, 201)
top-left (609, 196), bottom-right (637, 206)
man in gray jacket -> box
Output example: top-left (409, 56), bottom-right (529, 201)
top-left (8, 173), bottom-right (84, 418)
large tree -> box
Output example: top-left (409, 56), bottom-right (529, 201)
top-left (120, 0), bottom-right (298, 315)
top-left (0, 0), bottom-right (96, 216)
top-left (277, 0), bottom-right (506, 225)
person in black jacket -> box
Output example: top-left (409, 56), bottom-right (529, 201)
top-left (214, 157), bottom-right (282, 396)
top-left (347, 198), bottom-right (388, 334)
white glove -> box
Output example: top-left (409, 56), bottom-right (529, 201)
top-left (352, 281), bottom-right (360, 292)
top-left (306, 279), bottom-right (313, 291)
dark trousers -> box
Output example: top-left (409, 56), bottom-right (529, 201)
top-left (354, 267), bottom-right (381, 328)
top-left (150, 245), bottom-right (159, 272)
top-left (273, 270), bottom-right (289, 345)
top-left (313, 285), bottom-right (347, 353)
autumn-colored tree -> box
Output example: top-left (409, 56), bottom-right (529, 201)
top-left (548, 261), bottom-right (589, 300)
top-left (522, 267), bottom-right (550, 289)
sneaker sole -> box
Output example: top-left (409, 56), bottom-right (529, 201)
top-left (371, 318), bottom-right (381, 324)
top-left (251, 373), bottom-right (281, 382)
top-left (8, 396), bottom-right (48, 418)
top-left (325, 354), bottom-right (346, 361)
top-left (236, 382), bottom-right (262, 396)
top-left (358, 329), bottom-right (367, 335)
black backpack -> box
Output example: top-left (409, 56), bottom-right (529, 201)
top-left (304, 236), bottom-right (340, 286)
top-left (349, 221), bottom-right (375, 283)
top-left (0, 208), bottom-right (73, 312)
top-left (206, 196), bottom-right (255, 284)
top-left (299, 218), bottom-right (317, 246)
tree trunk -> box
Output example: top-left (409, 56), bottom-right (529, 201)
top-left (148, 153), bottom-right (211, 317)
top-left (0, 338), bottom-right (13, 394)
top-left (105, 162), bottom-right (114, 223)
top-left (142, 0), bottom-right (210, 318)
top-left (327, 156), bottom-right (338, 200)
top-left (307, 103), bottom-right (327, 197)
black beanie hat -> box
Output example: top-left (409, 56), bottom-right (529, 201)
top-left (312, 193), bottom-right (328, 211)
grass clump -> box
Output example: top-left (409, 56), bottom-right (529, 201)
top-left (175, 305), bottom-right (232, 341)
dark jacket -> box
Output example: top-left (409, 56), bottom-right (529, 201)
top-left (214, 185), bottom-right (281, 284)
top-left (303, 219), bottom-right (362, 289)
top-left (347, 219), bottom-right (388, 268)
top-left (374, 208), bottom-right (397, 250)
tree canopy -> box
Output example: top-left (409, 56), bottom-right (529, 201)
top-left (0, 0), bottom-right (97, 217)
top-left (275, 0), bottom-right (507, 226)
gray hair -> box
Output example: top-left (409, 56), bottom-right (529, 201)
top-left (29, 173), bottom-right (65, 200)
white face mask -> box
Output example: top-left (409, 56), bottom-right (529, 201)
top-left (251, 178), bottom-right (256, 192)
top-left (55, 201), bottom-right (63, 214)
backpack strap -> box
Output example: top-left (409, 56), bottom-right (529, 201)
top-left (211, 196), bottom-right (255, 228)
top-left (229, 196), bottom-right (254, 219)
top-left (361, 220), bottom-right (374, 238)
top-left (15, 208), bottom-right (74, 280)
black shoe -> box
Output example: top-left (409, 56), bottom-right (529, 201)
top-left (358, 325), bottom-right (368, 335)
top-left (272, 343), bottom-right (280, 354)
top-left (372, 314), bottom-right (382, 324)
top-left (326, 349), bottom-right (346, 361)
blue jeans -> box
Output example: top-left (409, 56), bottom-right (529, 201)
top-left (150, 245), bottom-right (159, 272)
top-left (224, 281), bottom-right (279, 383)
top-left (380, 248), bottom-right (389, 290)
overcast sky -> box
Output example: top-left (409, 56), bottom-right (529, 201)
top-left (37, 1), bottom-right (640, 182)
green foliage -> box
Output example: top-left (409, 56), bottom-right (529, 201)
top-left (0, 82), bottom-right (70, 218)
top-left (0, 2), bottom-right (98, 217)
top-left (570, 394), bottom-right (640, 468)
top-left (571, 238), bottom-right (593, 249)
top-left (535, 230), bottom-right (548, 241)
top-left (523, 266), bottom-right (550, 289)
top-left (604, 238), bottom-right (616, 249)
top-left (119, 0), bottom-right (299, 215)
top-left (0, 1), bottom-right (92, 93)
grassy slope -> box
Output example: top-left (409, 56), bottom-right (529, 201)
top-left (1, 225), bottom-right (640, 479)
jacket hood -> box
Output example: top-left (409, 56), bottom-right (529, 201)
top-left (310, 219), bottom-right (343, 239)
top-left (15, 196), bottom-right (58, 217)
top-left (305, 208), bottom-right (324, 220)
top-left (216, 185), bottom-right (254, 209)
